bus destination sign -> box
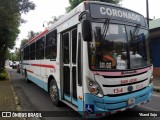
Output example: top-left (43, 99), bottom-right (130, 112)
top-left (89, 4), bottom-right (146, 27)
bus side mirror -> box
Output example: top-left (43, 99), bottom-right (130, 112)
top-left (82, 20), bottom-right (92, 41)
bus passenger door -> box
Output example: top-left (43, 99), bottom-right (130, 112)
top-left (62, 28), bottom-right (78, 106)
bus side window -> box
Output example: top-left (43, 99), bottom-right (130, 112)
top-left (78, 33), bottom-right (82, 86)
top-left (45, 30), bottom-right (57, 59)
top-left (36, 37), bottom-right (45, 60)
top-left (23, 47), bottom-right (26, 60)
top-left (30, 42), bottom-right (36, 60)
top-left (26, 46), bottom-right (30, 60)
top-left (72, 29), bottom-right (77, 64)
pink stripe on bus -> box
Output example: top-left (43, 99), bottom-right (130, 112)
top-left (31, 64), bottom-right (55, 68)
top-left (26, 69), bottom-right (33, 73)
top-left (28, 29), bottom-right (48, 44)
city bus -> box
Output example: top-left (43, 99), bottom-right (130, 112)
top-left (20, 1), bottom-right (153, 117)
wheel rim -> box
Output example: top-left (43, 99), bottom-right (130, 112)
top-left (50, 83), bottom-right (58, 102)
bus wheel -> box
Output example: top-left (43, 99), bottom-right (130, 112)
top-left (25, 70), bottom-right (30, 83)
top-left (49, 79), bottom-right (60, 106)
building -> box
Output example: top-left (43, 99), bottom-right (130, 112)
top-left (149, 18), bottom-right (160, 77)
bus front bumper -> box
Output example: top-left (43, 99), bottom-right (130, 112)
top-left (84, 83), bottom-right (153, 116)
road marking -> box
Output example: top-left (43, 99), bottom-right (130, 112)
top-left (138, 105), bottom-right (159, 111)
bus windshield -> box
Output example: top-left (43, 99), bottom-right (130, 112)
top-left (88, 22), bottom-right (151, 70)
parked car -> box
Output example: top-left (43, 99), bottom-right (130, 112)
top-left (12, 61), bottom-right (19, 69)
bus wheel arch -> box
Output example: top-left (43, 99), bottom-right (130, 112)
top-left (48, 75), bottom-right (60, 106)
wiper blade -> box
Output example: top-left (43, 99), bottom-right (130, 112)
top-left (133, 24), bottom-right (140, 35)
top-left (102, 18), bottom-right (110, 40)
top-left (130, 24), bottom-right (141, 42)
top-left (130, 24), bottom-right (141, 55)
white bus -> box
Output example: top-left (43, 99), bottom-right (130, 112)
top-left (20, 1), bottom-right (153, 117)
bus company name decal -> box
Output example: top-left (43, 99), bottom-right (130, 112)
top-left (100, 7), bottom-right (140, 22)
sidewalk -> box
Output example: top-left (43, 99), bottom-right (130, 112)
top-left (0, 80), bottom-right (16, 111)
top-left (153, 77), bottom-right (160, 92)
top-left (0, 69), bottom-right (22, 120)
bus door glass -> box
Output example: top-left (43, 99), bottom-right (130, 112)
top-left (62, 28), bottom-right (78, 106)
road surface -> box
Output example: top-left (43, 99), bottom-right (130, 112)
top-left (7, 67), bottom-right (160, 120)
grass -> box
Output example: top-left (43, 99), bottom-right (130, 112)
top-left (0, 68), bottom-right (8, 80)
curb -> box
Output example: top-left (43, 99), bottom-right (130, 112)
top-left (6, 68), bottom-right (29, 120)
top-left (153, 86), bottom-right (160, 93)
top-left (6, 69), bottom-right (22, 111)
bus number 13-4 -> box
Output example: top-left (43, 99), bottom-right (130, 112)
top-left (113, 88), bottom-right (123, 94)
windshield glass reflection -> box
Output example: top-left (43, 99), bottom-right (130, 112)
top-left (88, 22), bottom-right (151, 70)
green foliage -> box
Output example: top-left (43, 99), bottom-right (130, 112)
top-left (0, 69), bottom-right (7, 80)
top-left (17, 0), bottom-right (36, 14)
top-left (20, 31), bottom-right (40, 48)
top-left (27, 31), bottom-right (40, 40)
top-left (95, 0), bottom-right (121, 4)
top-left (48, 15), bottom-right (64, 25)
top-left (0, 0), bottom-right (35, 68)
top-left (66, 0), bottom-right (122, 12)
top-left (20, 39), bottom-right (29, 48)
top-left (10, 48), bottom-right (20, 61)
top-left (12, 54), bottom-right (19, 61)
top-left (66, 0), bottom-right (83, 12)
top-left (5, 49), bottom-right (11, 60)
top-left (0, 73), bottom-right (6, 80)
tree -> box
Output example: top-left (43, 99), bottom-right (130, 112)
top-left (10, 31), bottom-right (40, 62)
top-left (0, 0), bottom-right (35, 68)
top-left (19, 30), bottom-right (39, 54)
top-left (27, 30), bottom-right (40, 40)
top-left (20, 39), bottom-right (28, 48)
top-left (66, 0), bottom-right (122, 12)
top-left (20, 31), bottom-right (40, 48)
top-left (47, 15), bottom-right (64, 26)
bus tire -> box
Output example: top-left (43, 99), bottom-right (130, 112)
top-left (25, 70), bottom-right (30, 83)
top-left (49, 79), bottom-right (60, 106)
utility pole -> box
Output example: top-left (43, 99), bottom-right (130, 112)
top-left (146, 0), bottom-right (149, 28)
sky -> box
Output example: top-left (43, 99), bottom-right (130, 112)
top-left (15, 0), bottom-right (160, 49)
top-left (16, 0), bottom-right (70, 49)
top-left (121, 0), bottom-right (160, 19)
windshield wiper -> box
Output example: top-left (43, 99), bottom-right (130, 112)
top-left (102, 18), bottom-right (110, 40)
top-left (130, 24), bottom-right (141, 43)
top-left (130, 24), bottom-right (141, 54)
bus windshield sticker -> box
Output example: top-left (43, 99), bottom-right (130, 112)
top-left (99, 61), bottom-right (112, 69)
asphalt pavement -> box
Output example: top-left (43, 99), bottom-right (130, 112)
top-left (1, 66), bottom-right (160, 120)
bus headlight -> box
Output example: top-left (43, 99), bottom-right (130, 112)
top-left (87, 80), bottom-right (103, 97)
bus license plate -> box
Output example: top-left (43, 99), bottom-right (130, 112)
top-left (127, 98), bottom-right (135, 105)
